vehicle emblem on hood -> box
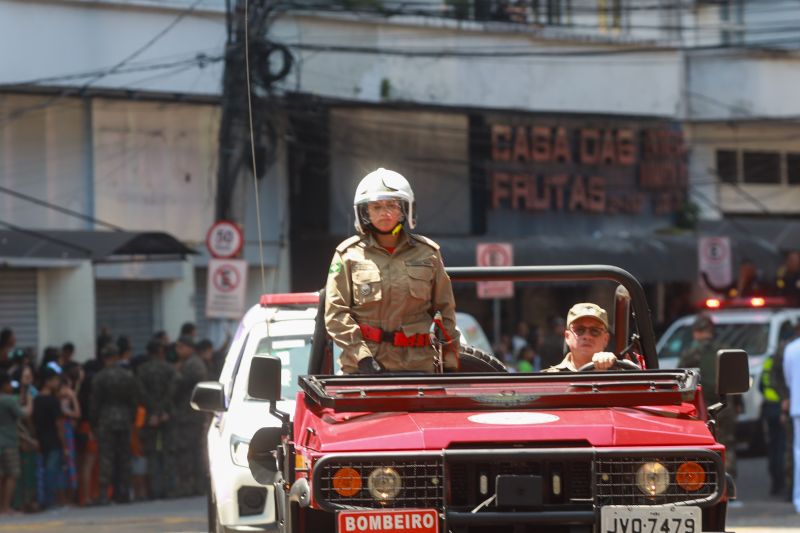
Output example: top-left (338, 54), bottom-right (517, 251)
top-left (468, 412), bottom-right (560, 425)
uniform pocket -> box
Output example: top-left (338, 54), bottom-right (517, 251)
top-left (352, 266), bottom-right (382, 305)
top-left (406, 264), bottom-right (433, 301)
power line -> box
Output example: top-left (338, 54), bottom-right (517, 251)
top-left (0, 185), bottom-right (123, 231)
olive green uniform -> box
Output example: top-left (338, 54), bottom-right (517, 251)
top-left (325, 230), bottom-right (459, 374)
top-left (679, 340), bottom-right (738, 478)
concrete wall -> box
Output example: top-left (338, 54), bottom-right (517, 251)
top-left (0, 0), bottom-right (225, 95)
top-left (37, 262), bottom-right (95, 362)
top-left (273, 14), bottom-right (684, 117)
top-left (161, 259), bottom-right (196, 343)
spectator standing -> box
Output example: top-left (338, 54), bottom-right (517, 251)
top-left (678, 314), bottom-right (738, 480)
top-left (195, 339), bottom-right (219, 380)
top-left (60, 365), bottom-right (82, 504)
top-left (516, 346), bottom-right (541, 373)
top-left (77, 350), bottom-right (103, 507)
top-left (777, 251), bottom-right (800, 305)
top-left (784, 333), bottom-right (800, 513)
top-left (539, 316), bottom-right (567, 369)
top-left (0, 329), bottom-right (16, 375)
top-left (179, 322), bottom-right (197, 342)
top-left (511, 321), bottom-right (532, 355)
top-left (32, 368), bottom-right (66, 509)
top-left (0, 371), bottom-right (31, 514)
top-left (90, 345), bottom-right (138, 505)
top-left (136, 340), bottom-right (175, 500)
top-left (11, 364), bottom-right (38, 512)
top-left (169, 336), bottom-right (207, 497)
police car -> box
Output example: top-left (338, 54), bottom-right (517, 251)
top-left (656, 296), bottom-right (800, 453)
top-left (190, 293), bottom-right (493, 533)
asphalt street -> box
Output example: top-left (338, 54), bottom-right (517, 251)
top-left (0, 458), bottom-right (796, 533)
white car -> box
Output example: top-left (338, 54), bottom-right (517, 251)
top-left (191, 293), bottom-right (494, 532)
top-left (656, 297), bottom-right (800, 453)
top-left (193, 292), bottom-right (320, 533)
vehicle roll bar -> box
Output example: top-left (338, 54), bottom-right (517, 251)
top-left (446, 265), bottom-right (658, 369)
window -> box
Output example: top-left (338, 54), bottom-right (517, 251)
top-left (716, 150), bottom-right (738, 184)
top-left (788, 153), bottom-right (800, 185)
top-left (742, 151), bottom-right (781, 184)
top-left (598, 0), bottom-right (623, 32)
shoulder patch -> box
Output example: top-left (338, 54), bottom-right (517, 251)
top-left (335, 235), bottom-right (363, 253)
top-left (409, 233), bottom-right (440, 251)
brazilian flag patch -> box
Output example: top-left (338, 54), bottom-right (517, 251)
top-left (329, 262), bottom-right (342, 274)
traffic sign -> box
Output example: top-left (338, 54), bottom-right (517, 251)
top-left (698, 236), bottom-right (732, 288)
top-left (206, 220), bottom-right (244, 259)
top-left (206, 258), bottom-right (248, 319)
top-left (476, 243), bottom-right (514, 299)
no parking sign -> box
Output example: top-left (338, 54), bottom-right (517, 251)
top-left (698, 236), bottom-right (732, 288)
top-left (206, 259), bottom-right (248, 319)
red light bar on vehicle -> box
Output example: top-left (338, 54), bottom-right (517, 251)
top-left (260, 292), bottom-right (320, 307)
top-left (702, 296), bottom-right (788, 309)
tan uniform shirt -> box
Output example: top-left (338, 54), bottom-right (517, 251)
top-left (543, 352), bottom-right (578, 372)
top-left (325, 230), bottom-right (460, 374)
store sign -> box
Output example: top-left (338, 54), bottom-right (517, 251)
top-left (206, 259), bottom-right (248, 319)
top-left (485, 120), bottom-right (687, 217)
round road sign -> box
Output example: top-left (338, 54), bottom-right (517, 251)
top-left (206, 220), bottom-right (243, 259)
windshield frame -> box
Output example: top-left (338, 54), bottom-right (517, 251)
top-left (299, 369), bottom-right (699, 412)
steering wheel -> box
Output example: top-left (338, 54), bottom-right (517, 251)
top-left (577, 358), bottom-right (641, 372)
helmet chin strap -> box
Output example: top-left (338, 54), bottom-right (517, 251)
top-left (369, 222), bottom-right (404, 236)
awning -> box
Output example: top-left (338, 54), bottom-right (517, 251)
top-left (437, 231), bottom-right (780, 284)
top-left (0, 230), bottom-right (196, 262)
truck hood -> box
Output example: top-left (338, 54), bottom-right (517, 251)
top-left (306, 406), bottom-right (713, 452)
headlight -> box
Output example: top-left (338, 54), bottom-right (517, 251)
top-left (635, 462), bottom-right (669, 496)
top-left (230, 435), bottom-right (250, 468)
top-left (367, 467), bottom-right (402, 502)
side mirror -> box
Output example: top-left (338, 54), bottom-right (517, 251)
top-left (248, 355), bottom-right (282, 403)
top-left (190, 381), bottom-right (226, 412)
top-left (248, 427), bottom-right (283, 484)
top-left (716, 349), bottom-right (749, 396)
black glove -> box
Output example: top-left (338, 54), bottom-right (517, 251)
top-left (357, 356), bottom-right (383, 375)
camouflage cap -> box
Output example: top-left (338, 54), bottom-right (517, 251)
top-left (566, 302), bottom-right (609, 330)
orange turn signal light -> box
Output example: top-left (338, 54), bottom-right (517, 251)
top-left (332, 467), bottom-right (362, 497)
top-left (676, 462), bottom-right (705, 492)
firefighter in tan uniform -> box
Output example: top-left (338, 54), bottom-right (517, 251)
top-left (325, 168), bottom-right (460, 374)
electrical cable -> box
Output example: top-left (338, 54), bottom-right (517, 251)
top-left (245, 0), bottom-right (268, 294)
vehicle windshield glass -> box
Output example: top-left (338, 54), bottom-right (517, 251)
top-left (232, 326), bottom-right (314, 402)
top-left (659, 322), bottom-right (769, 360)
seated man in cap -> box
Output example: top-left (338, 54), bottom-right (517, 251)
top-left (543, 303), bottom-right (618, 372)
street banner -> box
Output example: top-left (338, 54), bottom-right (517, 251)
top-left (698, 236), bottom-right (732, 289)
top-left (206, 258), bottom-right (248, 319)
top-left (476, 243), bottom-right (514, 299)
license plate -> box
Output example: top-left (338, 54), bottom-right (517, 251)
top-left (337, 509), bottom-right (439, 533)
top-left (600, 505), bottom-right (702, 533)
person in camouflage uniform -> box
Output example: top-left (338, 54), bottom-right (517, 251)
top-left (90, 344), bottom-right (139, 504)
top-left (678, 314), bottom-right (739, 479)
top-left (169, 336), bottom-right (207, 497)
top-left (136, 339), bottom-right (175, 499)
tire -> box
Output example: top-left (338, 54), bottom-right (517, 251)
top-left (449, 344), bottom-right (507, 373)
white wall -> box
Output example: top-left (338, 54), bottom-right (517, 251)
top-left (37, 262), bottom-right (95, 362)
top-left (0, 0), bottom-right (226, 95)
top-left (273, 14), bottom-right (685, 117)
top-left (161, 259), bottom-right (196, 342)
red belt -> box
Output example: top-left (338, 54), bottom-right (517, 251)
top-left (359, 324), bottom-right (429, 348)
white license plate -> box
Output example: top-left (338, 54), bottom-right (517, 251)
top-left (600, 505), bottom-right (702, 533)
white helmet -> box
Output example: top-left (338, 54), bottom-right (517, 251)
top-left (353, 168), bottom-right (416, 234)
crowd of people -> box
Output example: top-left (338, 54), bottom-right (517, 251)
top-left (0, 323), bottom-right (227, 514)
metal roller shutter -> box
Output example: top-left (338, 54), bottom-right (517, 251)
top-left (0, 269), bottom-right (38, 351)
top-left (95, 280), bottom-right (156, 356)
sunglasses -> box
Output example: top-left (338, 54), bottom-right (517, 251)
top-left (570, 325), bottom-right (606, 338)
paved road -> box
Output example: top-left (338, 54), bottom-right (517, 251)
top-left (1, 458), bottom-right (796, 532)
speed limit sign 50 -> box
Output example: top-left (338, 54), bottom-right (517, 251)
top-left (206, 221), bottom-right (244, 259)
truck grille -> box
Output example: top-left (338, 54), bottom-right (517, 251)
top-left (316, 458), bottom-right (443, 509)
top-left (447, 459), bottom-right (592, 508)
top-left (596, 456), bottom-right (719, 505)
